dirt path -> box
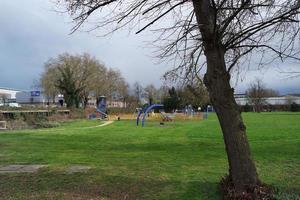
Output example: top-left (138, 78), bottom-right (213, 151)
top-left (0, 165), bottom-right (46, 173)
top-left (0, 120), bottom-right (115, 134)
top-left (82, 121), bottom-right (114, 129)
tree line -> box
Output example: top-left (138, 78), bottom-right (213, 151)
top-left (40, 53), bottom-right (210, 110)
top-left (132, 80), bottom-right (210, 111)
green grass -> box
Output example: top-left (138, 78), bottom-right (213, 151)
top-left (0, 113), bottom-right (299, 200)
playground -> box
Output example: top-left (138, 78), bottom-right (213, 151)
top-left (0, 112), bottom-right (299, 199)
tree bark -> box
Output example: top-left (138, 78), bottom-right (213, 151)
top-left (192, 0), bottom-right (260, 191)
top-left (204, 46), bottom-right (260, 190)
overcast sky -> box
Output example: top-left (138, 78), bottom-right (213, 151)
top-left (0, 0), bottom-right (299, 94)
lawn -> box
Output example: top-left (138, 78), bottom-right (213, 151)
top-left (0, 113), bottom-right (299, 200)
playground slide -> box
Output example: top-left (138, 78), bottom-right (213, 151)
top-left (96, 109), bottom-right (108, 119)
top-left (136, 104), bottom-right (164, 127)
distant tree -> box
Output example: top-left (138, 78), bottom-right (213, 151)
top-left (123, 94), bottom-right (138, 111)
top-left (243, 103), bottom-right (252, 112)
top-left (246, 79), bottom-right (266, 112)
top-left (163, 87), bottom-right (180, 112)
top-left (41, 53), bottom-right (128, 108)
top-left (144, 84), bottom-right (158, 105)
top-left (0, 94), bottom-right (9, 106)
top-left (56, 65), bottom-right (83, 108)
top-left (118, 81), bottom-right (130, 105)
top-left (79, 53), bottom-right (107, 108)
top-left (264, 89), bottom-right (279, 98)
top-left (246, 79), bottom-right (279, 112)
top-left (133, 82), bottom-right (144, 105)
top-left (41, 66), bottom-right (60, 104)
top-left (290, 102), bottom-right (300, 112)
top-left (157, 85), bottom-right (170, 103)
top-left (104, 69), bottom-right (128, 101)
top-left (285, 96), bottom-right (297, 110)
top-left (178, 79), bottom-right (209, 109)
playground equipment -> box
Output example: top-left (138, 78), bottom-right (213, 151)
top-left (136, 104), bottom-right (164, 127)
top-left (96, 96), bottom-right (108, 119)
top-left (203, 105), bottom-right (213, 119)
top-left (160, 111), bottom-right (176, 122)
top-left (184, 104), bottom-right (194, 117)
top-left (89, 96), bottom-right (108, 120)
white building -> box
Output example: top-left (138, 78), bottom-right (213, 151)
top-left (234, 94), bottom-right (300, 106)
top-left (0, 87), bottom-right (22, 103)
top-left (0, 87), bottom-right (64, 106)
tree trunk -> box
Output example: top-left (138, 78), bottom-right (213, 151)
top-left (192, 0), bottom-right (260, 191)
top-left (204, 46), bottom-right (260, 190)
top-left (83, 96), bottom-right (89, 109)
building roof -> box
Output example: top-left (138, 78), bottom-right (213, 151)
top-left (0, 87), bottom-right (23, 92)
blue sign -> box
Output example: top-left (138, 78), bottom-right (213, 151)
top-left (31, 91), bottom-right (41, 97)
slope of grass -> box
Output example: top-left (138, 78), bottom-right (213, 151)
top-left (0, 113), bottom-right (299, 200)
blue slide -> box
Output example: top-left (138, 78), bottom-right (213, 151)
top-left (97, 96), bottom-right (108, 119)
top-left (136, 104), bottom-right (164, 127)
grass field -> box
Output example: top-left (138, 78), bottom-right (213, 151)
top-left (0, 113), bottom-right (299, 200)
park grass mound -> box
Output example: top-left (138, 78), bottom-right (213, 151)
top-left (0, 112), bottom-right (299, 199)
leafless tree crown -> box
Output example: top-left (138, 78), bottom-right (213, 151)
top-left (56, 0), bottom-right (300, 80)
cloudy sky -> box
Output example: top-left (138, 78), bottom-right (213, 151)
top-left (0, 0), bottom-right (299, 94)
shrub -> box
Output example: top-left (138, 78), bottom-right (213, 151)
top-left (69, 108), bottom-right (86, 119)
top-left (48, 113), bottom-right (70, 121)
top-left (12, 113), bottom-right (60, 129)
top-left (290, 102), bottom-right (300, 112)
top-left (0, 113), bottom-right (4, 121)
top-left (243, 104), bottom-right (252, 112)
top-left (35, 121), bottom-right (60, 128)
top-left (6, 119), bottom-right (30, 130)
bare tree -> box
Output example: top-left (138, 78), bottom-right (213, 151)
top-left (144, 84), bottom-right (158, 104)
top-left (0, 94), bottom-right (9, 106)
top-left (183, 86), bottom-right (209, 108)
top-left (56, 0), bottom-right (300, 198)
top-left (246, 79), bottom-right (267, 112)
top-left (103, 69), bottom-right (128, 100)
top-left (247, 79), bottom-right (279, 112)
top-left (133, 82), bottom-right (144, 105)
top-left (42, 53), bottom-right (129, 108)
top-left (41, 65), bottom-right (60, 104)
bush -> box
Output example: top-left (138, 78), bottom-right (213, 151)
top-left (23, 113), bottom-right (61, 128)
top-left (34, 121), bottom-right (60, 128)
top-left (290, 102), bottom-right (300, 112)
top-left (6, 119), bottom-right (30, 130)
top-left (47, 113), bottom-right (70, 121)
top-left (0, 113), bottom-right (4, 121)
top-left (243, 104), bottom-right (252, 112)
top-left (69, 108), bottom-right (86, 119)
top-left (5, 113), bottom-right (61, 130)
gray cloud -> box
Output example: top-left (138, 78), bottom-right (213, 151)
top-left (0, 0), bottom-right (299, 94)
top-left (0, 0), bottom-right (167, 90)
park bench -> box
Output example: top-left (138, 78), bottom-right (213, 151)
top-left (0, 121), bottom-right (7, 130)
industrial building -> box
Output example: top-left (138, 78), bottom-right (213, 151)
top-left (16, 91), bottom-right (48, 105)
top-left (0, 87), bottom-right (52, 106)
top-left (234, 94), bottom-right (300, 106)
top-left (0, 87), bottom-right (22, 104)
